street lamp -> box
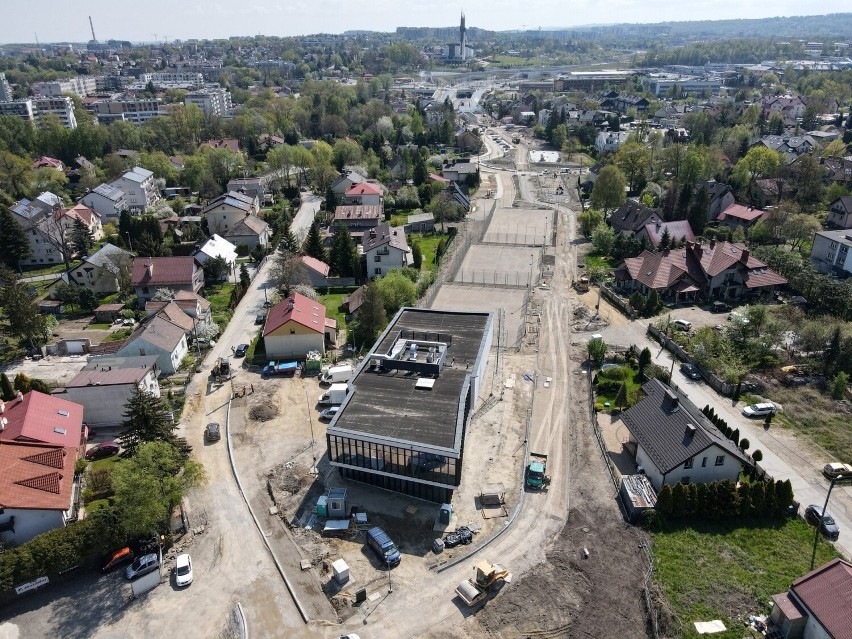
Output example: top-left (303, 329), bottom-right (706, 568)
top-left (810, 474), bottom-right (844, 570)
top-left (125, 232), bottom-right (133, 252)
top-left (386, 559), bottom-right (393, 593)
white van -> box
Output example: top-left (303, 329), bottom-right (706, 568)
top-left (320, 364), bottom-right (353, 384)
top-left (673, 319), bottom-right (692, 331)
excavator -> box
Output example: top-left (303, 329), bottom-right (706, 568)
top-left (455, 560), bottom-right (512, 606)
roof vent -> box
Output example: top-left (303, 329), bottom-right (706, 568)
top-left (16, 391), bottom-right (23, 402)
top-left (664, 389), bottom-right (679, 411)
top-left (57, 409), bottom-right (69, 417)
top-left (54, 427), bottom-right (66, 435)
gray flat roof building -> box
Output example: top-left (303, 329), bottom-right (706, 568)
top-left (326, 308), bottom-right (492, 502)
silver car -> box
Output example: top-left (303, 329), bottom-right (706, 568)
top-left (125, 553), bottom-right (160, 580)
top-left (742, 402), bottom-right (776, 418)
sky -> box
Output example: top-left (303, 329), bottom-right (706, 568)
top-left (2, 0), bottom-right (851, 44)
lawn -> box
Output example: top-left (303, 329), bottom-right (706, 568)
top-left (584, 252), bottom-right (615, 271)
top-left (409, 232), bottom-right (444, 273)
top-left (205, 282), bottom-right (236, 326)
top-left (389, 213), bottom-right (408, 227)
top-left (87, 322), bottom-right (112, 330)
top-left (19, 262), bottom-right (77, 278)
top-left (652, 516), bottom-right (840, 639)
top-left (319, 286), bottom-right (357, 328)
top-left (103, 327), bottom-right (132, 342)
top-left (89, 455), bottom-right (121, 472)
top-left (594, 364), bottom-right (642, 410)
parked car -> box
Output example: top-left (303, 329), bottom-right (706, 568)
top-left (234, 343), bottom-right (248, 358)
top-left (365, 527), bottom-right (401, 567)
top-left (102, 547), bottom-right (135, 572)
top-left (823, 463), bottom-right (852, 479)
top-left (125, 553), bottom-right (160, 580)
top-left (805, 504), bottom-right (840, 541)
top-left (711, 301), bottom-right (731, 313)
top-left (174, 553), bottom-right (193, 587)
top-left (318, 407), bottom-right (339, 421)
top-left (742, 402), bottom-right (776, 418)
top-left (255, 313), bottom-right (266, 324)
top-left (443, 526), bottom-right (473, 548)
top-left (86, 441), bottom-right (119, 461)
top-left (205, 423), bottom-right (221, 442)
top-left (680, 363), bottom-right (701, 380)
top-left (673, 319), bottom-right (692, 331)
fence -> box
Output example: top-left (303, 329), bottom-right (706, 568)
top-left (646, 325), bottom-right (736, 396)
top-left (481, 232), bottom-right (549, 246)
top-left (454, 270), bottom-right (531, 288)
top-left (600, 284), bottom-right (638, 320)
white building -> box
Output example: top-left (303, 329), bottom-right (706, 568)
top-left (595, 130), bottom-right (630, 154)
top-left (362, 224), bottom-right (412, 279)
top-left (184, 87), bottom-right (232, 116)
top-left (39, 76), bottom-right (97, 98)
top-left (193, 234), bottom-right (238, 277)
top-left (33, 97), bottom-right (77, 130)
top-left (112, 166), bottom-right (159, 212)
top-left (810, 228), bottom-right (852, 275)
top-left (81, 183), bottom-right (127, 220)
top-left (202, 191), bottom-right (260, 235)
top-left (68, 243), bottom-right (133, 294)
top-left (91, 97), bottom-right (163, 125)
top-left (114, 314), bottom-right (189, 375)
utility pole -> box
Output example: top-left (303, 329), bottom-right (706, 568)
top-left (810, 475), bottom-right (844, 570)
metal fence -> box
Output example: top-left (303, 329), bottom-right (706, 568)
top-left (454, 270), bottom-right (531, 288)
top-left (481, 232), bottom-right (549, 246)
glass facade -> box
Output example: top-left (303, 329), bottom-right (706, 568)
top-left (327, 434), bottom-right (461, 502)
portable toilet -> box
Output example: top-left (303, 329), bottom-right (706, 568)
top-left (439, 503), bottom-right (453, 525)
top-left (332, 558), bottom-right (349, 585)
top-left (316, 495), bottom-right (328, 517)
top-left (328, 488), bottom-right (347, 518)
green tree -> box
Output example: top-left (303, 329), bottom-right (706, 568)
top-left (638, 347), bottom-right (652, 379)
top-left (614, 141), bottom-right (651, 193)
top-left (830, 371), bottom-right (849, 400)
top-left (655, 484), bottom-right (673, 516)
top-left (239, 263), bottom-right (250, 289)
top-left (591, 224), bottom-right (615, 256)
top-left (69, 218), bottom-right (95, 257)
top-left (749, 481), bottom-right (766, 515)
top-left (302, 221), bottom-right (327, 262)
top-left (411, 241), bottom-right (423, 269)
top-left (577, 208), bottom-right (604, 238)
top-left (13, 372), bottom-right (31, 393)
top-left (375, 269), bottom-right (416, 316)
top-left (328, 223), bottom-right (357, 277)
top-left (202, 256), bottom-right (230, 283)
top-left (774, 479), bottom-right (794, 516)
top-left (0, 208), bottom-right (32, 268)
top-left (53, 281), bottom-right (81, 311)
top-left (117, 387), bottom-right (178, 458)
top-left (350, 282), bottom-right (386, 348)
top-left (733, 146), bottom-right (782, 196)
top-left (587, 337), bottom-right (607, 368)
top-left (671, 482), bottom-right (689, 517)
top-left (78, 287), bottom-right (98, 312)
top-left (590, 165), bottom-right (627, 213)
top-left (0, 150), bottom-right (32, 198)
top-left (1, 282), bottom-right (49, 346)
top-left (0, 372), bottom-right (15, 400)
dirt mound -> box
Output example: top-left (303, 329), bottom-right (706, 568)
top-left (249, 403), bottom-right (279, 421)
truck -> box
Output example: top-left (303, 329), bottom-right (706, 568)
top-left (575, 275), bottom-right (590, 292)
top-left (455, 561), bottom-right (511, 607)
top-left (320, 364), bottom-right (353, 385)
top-left (317, 383), bottom-right (349, 406)
top-left (263, 361), bottom-right (298, 377)
top-left (210, 358), bottom-right (231, 382)
top-left (526, 452), bottom-right (549, 489)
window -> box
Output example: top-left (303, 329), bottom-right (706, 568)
top-left (374, 268), bottom-right (381, 276)
top-left (684, 457), bottom-right (694, 469)
top-left (701, 457), bottom-right (707, 467)
top-left (374, 255), bottom-right (381, 262)
top-left (290, 329), bottom-right (295, 334)
top-left (715, 455), bottom-right (725, 466)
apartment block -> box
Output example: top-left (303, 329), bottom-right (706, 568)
top-left (184, 87), bottom-right (232, 116)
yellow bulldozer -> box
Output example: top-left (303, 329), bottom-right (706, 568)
top-left (455, 560), bottom-right (512, 606)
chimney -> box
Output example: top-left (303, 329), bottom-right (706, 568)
top-left (665, 388), bottom-right (679, 410)
top-left (740, 248), bottom-right (749, 263)
top-left (16, 391), bottom-right (23, 402)
top-left (685, 423), bottom-right (697, 437)
top-left (146, 261), bottom-right (154, 277)
top-left (709, 239), bottom-right (716, 249)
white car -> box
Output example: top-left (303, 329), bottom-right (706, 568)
top-left (175, 553), bottom-right (193, 587)
top-left (742, 402), bottom-right (776, 418)
top-left (319, 407), bottom-right (340, 421)
top-left (823, 462), bottom-right (852, 479)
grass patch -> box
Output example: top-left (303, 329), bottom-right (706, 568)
top-left (409, 232), bottom-right (444, 273)
top-left (319, 286), bottom-right (357, 328)
top-left (389, 213), bottom-right (408, 227)
top-left (652, 516), bottom-right (840, 639)
top-left (593, 364), bottom-right (642, 409)
top-left (19, 262), bottom-right (76, 278)
top-left (584, 252), bottom-right (615, 270)
top-left (89, 455), bottom-right (121, 472)
top-left (103, 327), bottom-right (132, 342)
top-left (205, 282), bottom-right (236, 326)
top-left (87, 322), bottom-right (112, 330)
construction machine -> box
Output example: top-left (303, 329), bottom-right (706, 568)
top-left (455, 560), bottom-right (512, 606)
top-left (526, 452), bottom-right (549, 489)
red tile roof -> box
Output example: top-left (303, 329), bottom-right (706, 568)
top-left (717, 203), bottom-right (765, 222)
top-left (203, 138), bottom-right (240, 153)
top-left (0, 441), bottom-right (77, 510)
top-left (0, 391), bottom-right (84, 447)
top-left (300, 255), bottom-right (330, 277)
top-left (58, 203), bottom-right (99, 226)
top-left (790, 559), bottom-right (852, 638)
top-left (131, 256), bottom-right (200, 288)
top-left (263, 293), bottom-right (326, 337)
top-left (429, 172), bottom-right (450, 183)
top-left (345, 182), bottom-right (383, 197)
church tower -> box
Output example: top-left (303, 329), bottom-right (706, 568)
top-left (460, 12), bottom-right (467, 61)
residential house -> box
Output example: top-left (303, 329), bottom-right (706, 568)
top-left (750, 178), bottom-right (794, 209)
top-left (609, 200), bottom-right (664, 237)
top-left (184, 87), bottom-right (232, 117)
top-left (112, 167), bottom-right (159, 213)
top-left (224, 215), bottom-right (270, 250)
top-left (404, 212), bottom-right (435, 233)
top-left (193, 234), bottom-right (238, 278)
top-left (68, 243), bottom-right (132, 294)
top-left (344, 182), bottom-right (383, 206)
top-left (0, 442), bottom-right (80, 546)
top-left (614, 240), bottom-right (787, 303)
top-left (32, 156), bottom-right (64, 171)
top-left (333, 205), bottom-right (383, 239)
top-left (143, 301), bottom-right (196, 337)
top-left (15, 216), bottom-right (65, 267)
top-left (202, 191), bottom-right (260, 235)
top-left (761, 95), bottom-right (807, 122)
top-left (441, 158), bottom-right (478, 183)
top-left (716, 203), bottom-right (767, 232)
top-left (753, 135), bottom-right (817, 163)
top-left (0, 390), bottom-right (86, 448)
top-left (55, 203), bottom-right (103, 241)
top-left (263, 293), bottom-right (331, 360)
top-left (331, 171), bottom-right (368, 196)
top-left (363, 224), bottom-right (412, 279)
top-left (53, 356), bottom-right (160, 428)
top-left (827, 196), bottom-right (852, 229)
top-left (810, 228), bottom-right (852, 275)
top-left (203, 138), bottom-right (240, 153)
top-left (694, 180), bottom-right (735, 222)
top-left (130, 256), bottom-right (204, 306)
top-left (114, 313), bottom-right (189, 375)
top-left (635, 220), bottom-right (696, 249)
top-left (455, 127), bottom-right (481, 152)
top-left (619, 379), bottom-right (750, 491)
top-left (342, 284), bottom-right (367, 316)
top-left (170, 290), bottom-right (212, 323)
top-left (226, 177), bottom-right (266, 201)
top-left (447, 182), bottom-right (471, 212)
top-left (81, 183), bottom-right (127, 220)
top-left (768, 558), bottom-right (852, 639)
top-left (294, 255), bottom-right (330, 288)
top-left (595, 130), bottom-right (630, 154)
top-left (822, 156), bottom-right (852, 188)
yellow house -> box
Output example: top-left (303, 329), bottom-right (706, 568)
top-left (263, 293), bottom-right (335, 359)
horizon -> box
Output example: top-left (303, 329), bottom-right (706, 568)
top-left (1, 2), bottom-right (851, 45)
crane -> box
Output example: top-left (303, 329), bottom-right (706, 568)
top-left (88, 16), bottom-right (97, 42)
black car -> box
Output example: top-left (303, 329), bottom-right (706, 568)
top-left (234, 343), bottom-right (248, 357)
top-left (443, 526), bottom-right (473, 548)
top-left (805, 504), bottom-right (840, 541)
top-left (205, 423), bottom-right (221, 442)
top-left (680, 363), bottom-right (701, 380)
